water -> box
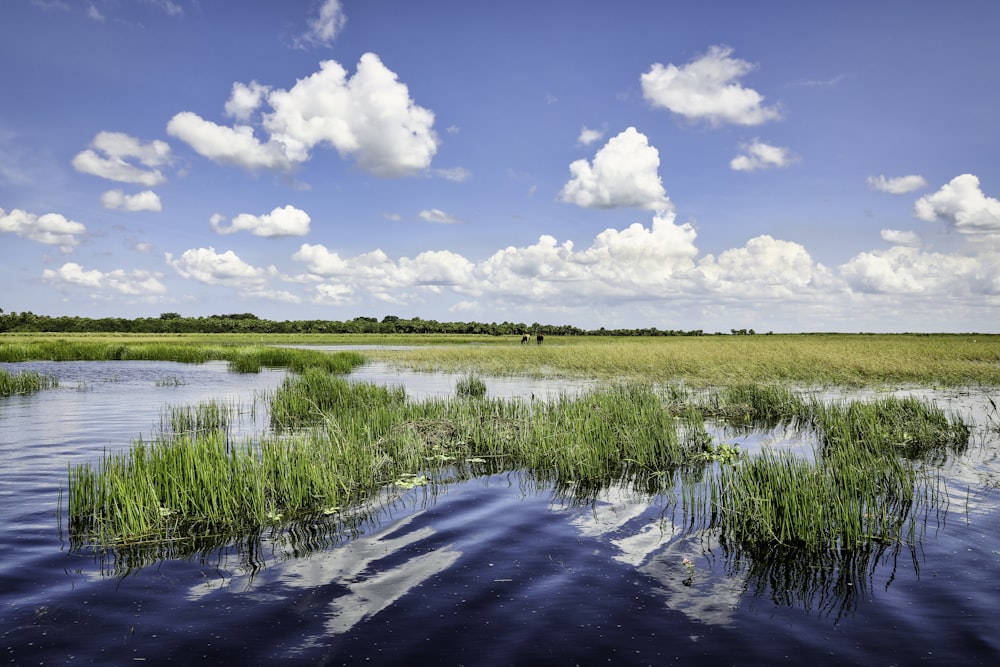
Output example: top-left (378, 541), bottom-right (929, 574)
top-left (2, 360), bottom-right (999, 665)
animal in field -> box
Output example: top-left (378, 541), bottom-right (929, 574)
top-left (521, 334), bottom-right (529, 345)
top-left (536, 333), bottom-right (544, 345)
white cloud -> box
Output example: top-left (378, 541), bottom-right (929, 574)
top-left (867, 174), bottom-right (928, 194)
top-left (166, 111), bottom-right (293, 171)
top-left (292, 243), bottom-right (476, 304)
top-left (418, 209), bottom-right (462, 224)
top-left (209, 205), bottom-right (311, 237)
top-left (224, 81), bottom-right (271, 121)
top-left (101, 189), bottom-right (162, 212)
top-left (170, 54), bottom-right (438, 178)
top-left (696, 235), bottom-right (833, 298)
top-left (881, 229), bottom-right (920, 246)
top-left (914, 174), bottom-right (1000, 235)
top-left (87, 4), bottom-right (104, 21)
top-left (0, 207), bottom-right (86, 253)
top-left (299, 0), bottom-right (346, 47)
top-left (72, 131), bottom-right (171, 186)
top-left (434, 167), bottom-right (471, 182)
top-left (264, 54), bottom-right (438, 176)
top-left (730, 140), bottom-right (793, 171)
top-left (166, 247), bottom-right (272, 285)
top-left (276, 211), bottom-right (1000, 329)
top-left (42, 262), bottom-right (166, 295)
top-left (840, 246), bottom-right (988, 294)
top-left (578, 126), bottom-right (604, 146)
top-left (165, 247), bottom-right (302, 303)
top-left (560, 127), bottom-right (672, 211)
top-left (641, 45), bottom-right (781, 126)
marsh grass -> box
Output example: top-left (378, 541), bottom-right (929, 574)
top-left (0, 368), bottom-right (59, 396)
top-left (65, 368), bottom-right (972, 587)
top-left (455, 373), bottom-right (488, 398)
top-left (0, 339), bottom-right (365, 375)
top-left (362, 333), bottom-right (1000, 386)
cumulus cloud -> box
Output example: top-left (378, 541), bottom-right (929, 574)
top-left (578, 126), bottom-right (604, 146)
top-left (730, 140), bottom-right (793, 171)
top-left (165, 246), bottom-right (302, 303)
top-left (101, 189), bottom-right (162, 212)
top-left (881, 229), bottom-right (921, 246)
top-left (166, 111), bottom-right (293, 171)
top-left (168, 54), bottom-right (438, 177)
top-left (299, 0), bottom-right (346, 47)
top-left (264, 54), bottom-right (438, 176)
top-left (224, 81), bottom-right (271, 121)
top-left (914, 174), bottom-right (1000, 235)
top-left (867, 174), bottom-right (928, 194)
top-left (560, 127), bottom-right (672, 211)
top-left (209, 205), bottom-right (311, 237)
top-left (293, 243), bottom-right (477, 305)
top-left (641, 45), bottom-right (781, 126)
top-left (167, 247), bottom-right (272, 285)
top-left (0, 207), bottom-right (86, 252)
top-left (696, 235), bottom-right (833, 298)
top-left (840, 246), bottom-right (987, 294)
top-left (72, 131), bottom-right (171, 186)
top-left (42, 262), bottom-right (166, 295)
top-left (418, 208), bottom-right (462, 224)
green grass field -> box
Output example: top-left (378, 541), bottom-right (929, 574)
top-left (3, 332), bottom-right (999, 386)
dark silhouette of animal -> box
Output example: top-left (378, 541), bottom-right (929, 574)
top-left (521, 334), bottom-right (529, 345)
top-left (536, 333), bottom-right (544, 345)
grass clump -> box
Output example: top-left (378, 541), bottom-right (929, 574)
top-left (0, 368), bottom-right (58, 396)
top-left (812, 395), bottom-right (969, 462)
top-left (455, 373), bottom-right (487, 399)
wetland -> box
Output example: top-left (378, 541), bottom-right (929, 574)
top-left (1, 334), bottom-right (999, 665)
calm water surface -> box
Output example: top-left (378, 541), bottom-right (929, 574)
top-left (1, 360), bottom-right (999, 665)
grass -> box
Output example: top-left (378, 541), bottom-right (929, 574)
top-left (6, 332), bottom-right (1000, 386)
top-left (0, 368), bottom-right (58, 396)
top-left (65, 369), bottom-right (971, 578)
top-left (362, 333), bottom-right (1000, 386)
top-left (0, 338), bottom-right (365, 375)
top-left (20, 332), bottom-right (980, 579)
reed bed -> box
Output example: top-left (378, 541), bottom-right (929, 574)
top-left (0, 368), bottom-right (58, 396)
top-left (67, 379), bottom-right (701, 552)
top-left (363, 333), bottom-right (1000, 386)
top-left (0, 339), bottom-right (365, 375)
top-left (66, 366), bottom-right (971, 578)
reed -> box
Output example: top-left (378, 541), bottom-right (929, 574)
top-left (0, 368), bottom-right (58, 396)
top-left (65, 372), bottom-right (970, 582)
top-left (0, 339), bottom-right (365, 375)
top-left (811, 395), bottom-right (969, 462)
top-left (455, 373), bottom-right (488, 398)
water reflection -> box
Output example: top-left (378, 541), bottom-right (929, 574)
top-left (4, 359), bottom-right (998, 637)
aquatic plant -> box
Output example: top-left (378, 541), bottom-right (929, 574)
top-left (455, 373), bottom-right (487, 398)
top-left (0, 368), bottom-right (58, 396)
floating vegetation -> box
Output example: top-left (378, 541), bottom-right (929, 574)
top-left (0, 368), bottom-right (58, 396)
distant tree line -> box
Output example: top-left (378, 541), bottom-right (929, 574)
top-left (0, 309), bottom-right (715, 337)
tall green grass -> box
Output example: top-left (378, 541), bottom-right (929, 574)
top-left (0, 340), bottom-right (365, 375)
top-left (0, 368), bottom-right (58, 396)
top-left (65, 375), bottom-right (971, 586)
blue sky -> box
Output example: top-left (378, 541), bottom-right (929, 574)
top-left (2, 0), bottom-right (999, 332)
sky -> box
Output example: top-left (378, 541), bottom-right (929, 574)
top-left (2, 0), bottom-right (999, 333)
